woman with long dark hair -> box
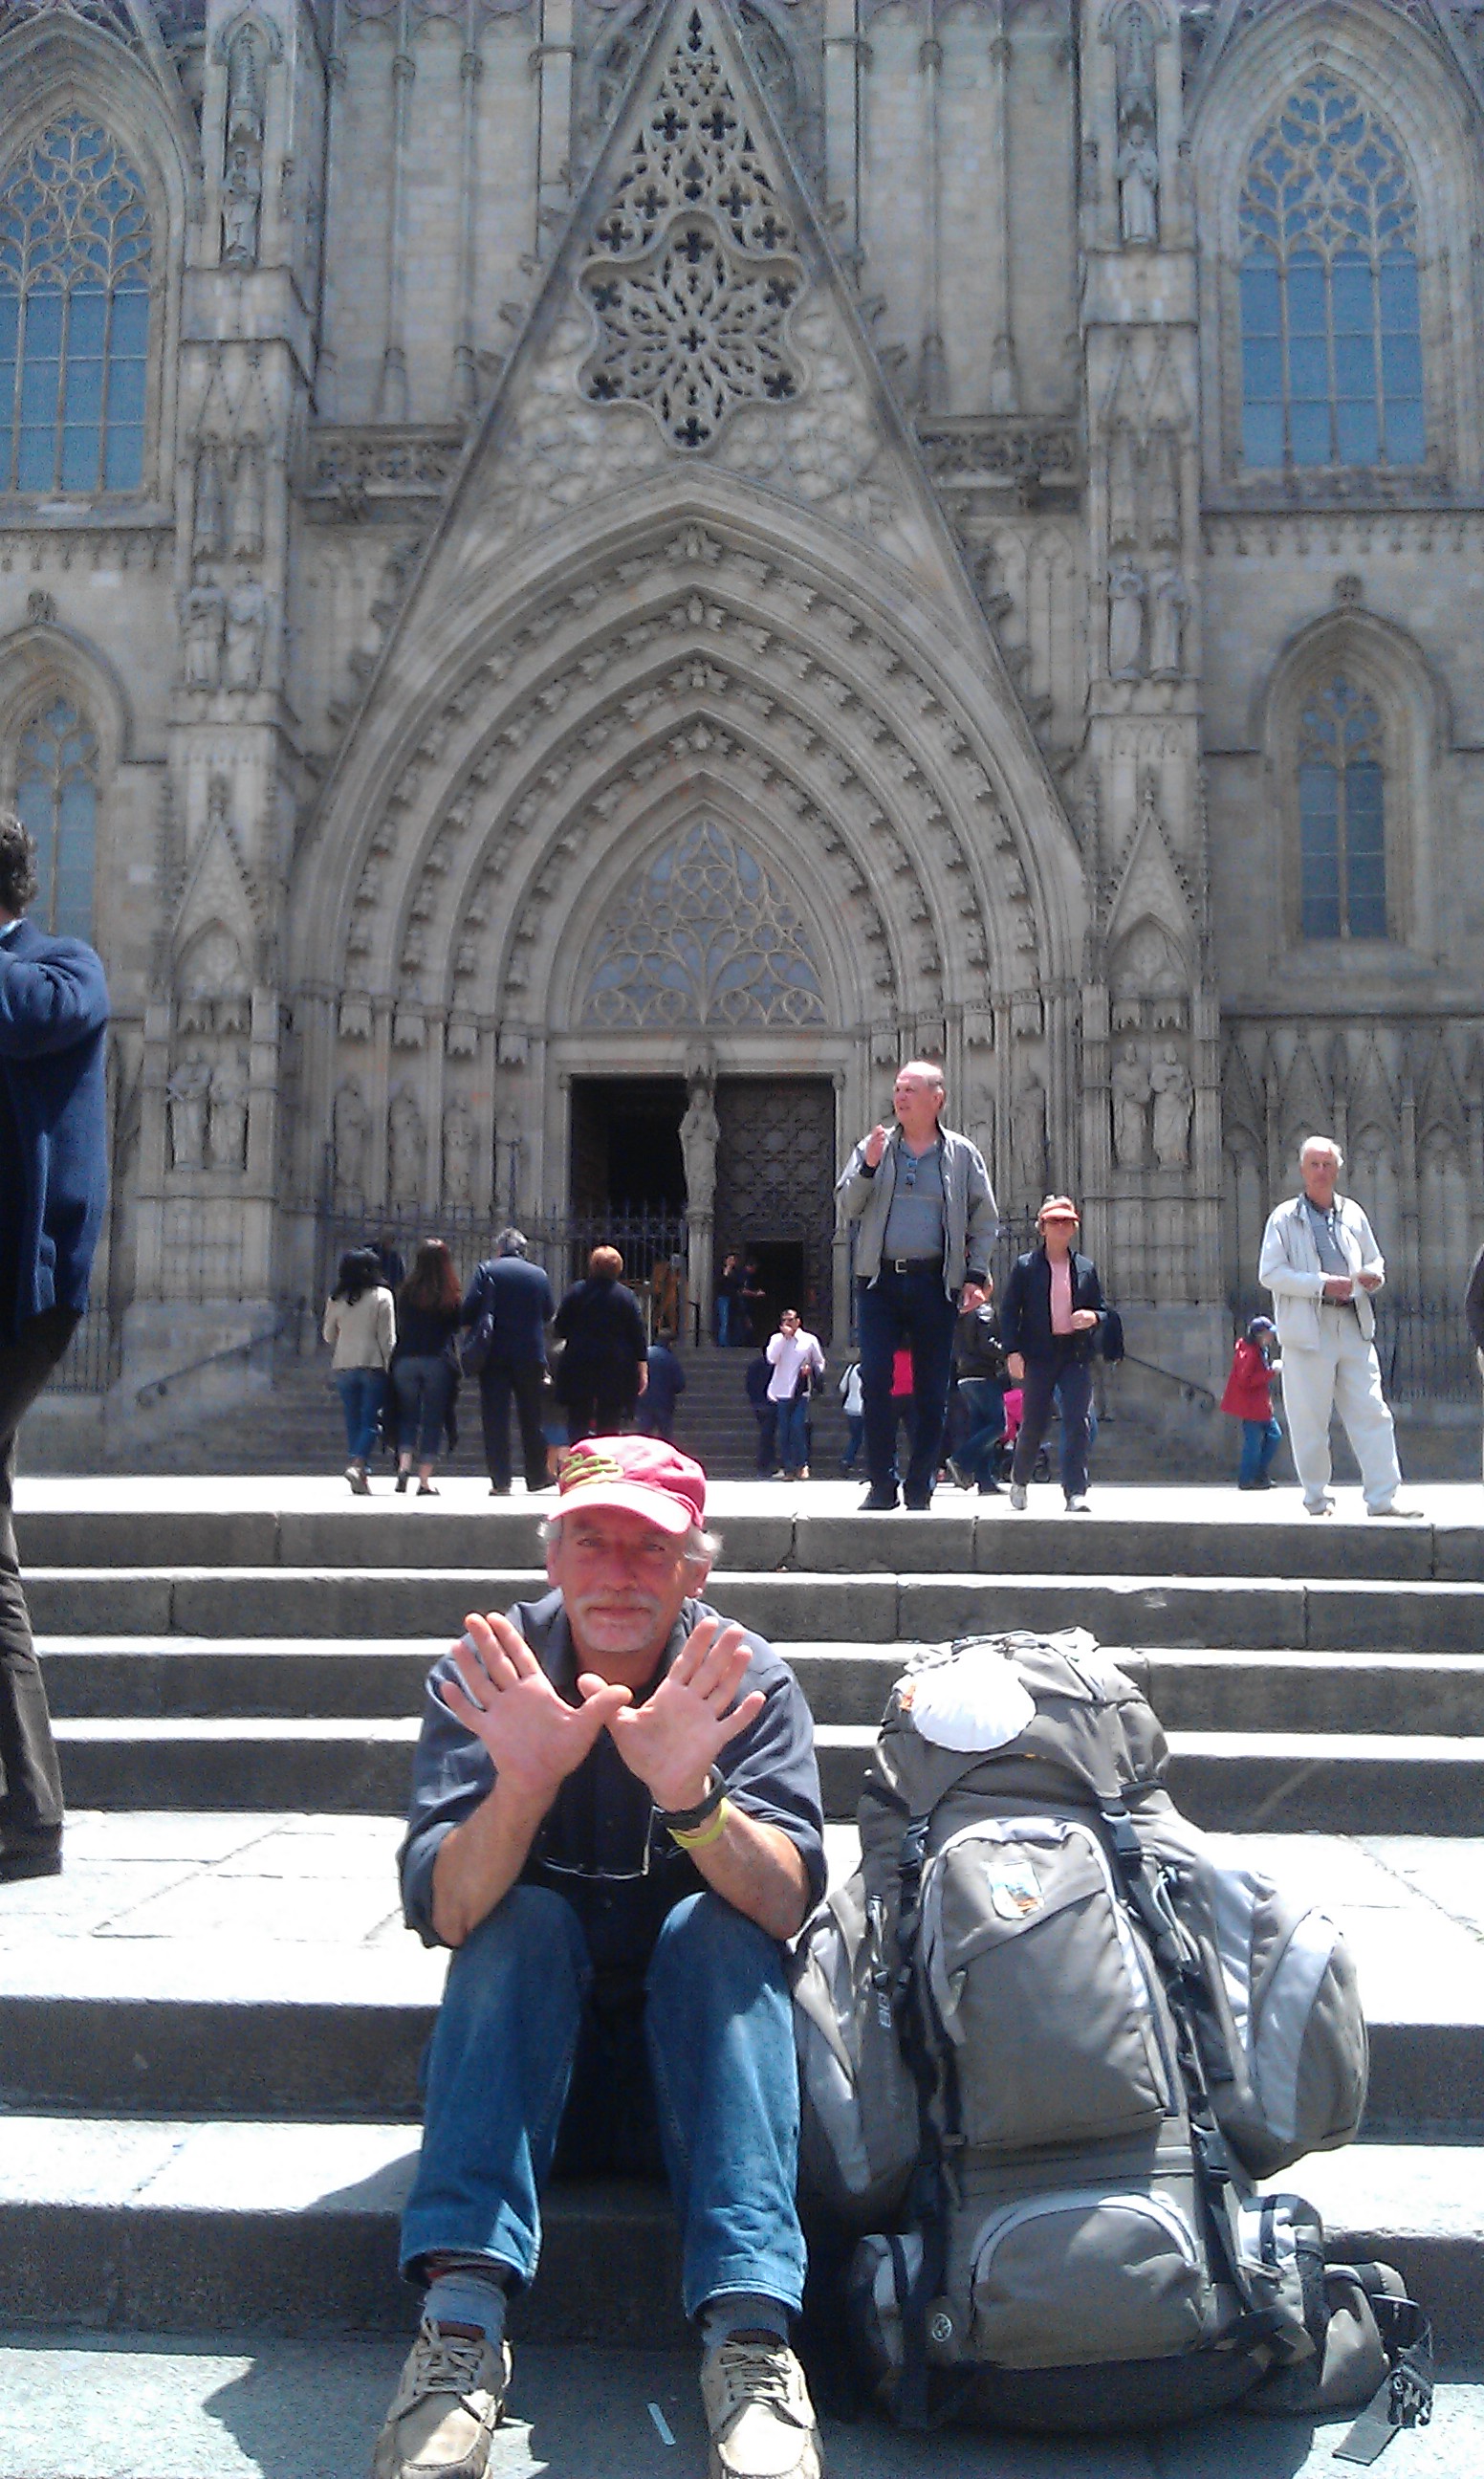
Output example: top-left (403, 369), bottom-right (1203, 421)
top-left (392, 1239), bottom-right (462, 1495)
top-left (322, 1247), bottom-right (396, 1494)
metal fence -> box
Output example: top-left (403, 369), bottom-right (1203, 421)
top-left (1228, 1293), bottom-right (1476, 1406)
top-left (316, 1205), bottom-right (690, 1321)
top-left (44, 1307), bottom-right (122, 1396)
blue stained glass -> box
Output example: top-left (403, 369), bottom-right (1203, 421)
top-left (0, 296), bottom-right (16, 356)
top-left (1385, 396), bottom-right (1425, 466)
top-left (1244, 337), bottom-right (1282, 398)
top-left (16, 427), bottom-right (54, 491)
top-left (1289, 336), bottom-right (1329, 401)
top-left (62, 354), bottom-right (102, 422)
top-left (25, 289), bottom-right (62, 353)
top-left (107, 358), bottom-right (145, 421)
top-left (59, 425), bottom-right (97, 491)
top-left (1243, 401), bottom-right (1284, 467)
top-left (1331, 255), bottom-right (1372, 331)
top-left (1380, 332), bottom-right (1420, 396)
top-left (1292, 401), bottom-right (1330, 464)
top-left (102, 422), bottom-right (142, 490)
top-left (1241, 256), bottom-right (1281, 332)
top-left (68, 291), bottom-right (106, 351)
top-left (1287, 256), bottom-right (1326, 330)
top-left (1380, 254), bottom-right (1419, 328)
top-left (19, 353), bottom-right (59, 424)
top-left (109, 288), bottom-right (148, 351)
top-left (1337, 399), bottom-right (1379, 464)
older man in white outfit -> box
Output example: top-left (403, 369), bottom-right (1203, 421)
top-left (1257, 1136), bottom-right (1419, 1519)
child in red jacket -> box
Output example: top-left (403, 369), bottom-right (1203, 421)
top-left (1221, 1315), bottom-right (1283, 1491)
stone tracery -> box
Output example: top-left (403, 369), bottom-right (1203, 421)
top-left (578, 817), bottom-right (828, 1027)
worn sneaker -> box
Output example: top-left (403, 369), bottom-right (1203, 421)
top-left (700, 2336), bottom-right (821, 2479)
top-left (1304, 1494), bottom-right (1335, 1517)
top-left (1064, 1494), bottom-right (1090, 1513)
top-left (1369, 1500), bottom-right (1424, 1519)
top-left (372, 2318), bottom-right (510, 2479)
top-left (1009, 1481), bottom-right (1028, 1510)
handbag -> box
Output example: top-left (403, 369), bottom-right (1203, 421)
top-left (460, 1307), bottom-right (495, 1378)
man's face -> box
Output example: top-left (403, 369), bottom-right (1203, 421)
top-left (546, 1506), bottom-right (700, 1679)
top-left (1301, 1148), bottom-right (1339, 1207)
top-left (780, 1310), bottom-right (799, 1337)
top-left (893, 1069), bottom-right (944, 1132)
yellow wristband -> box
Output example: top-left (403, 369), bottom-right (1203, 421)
top-left (671, 1798), bottom-right (730, 1853)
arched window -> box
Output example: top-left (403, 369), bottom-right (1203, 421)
top-left (1298, 675), bottom-right (1387, 941)
top-left (16, 694), bottom-right (98, 939)
top-left (0, 115), bottom-right (151, 495)
top-left (1238, 73), bottom-right (1423, 472)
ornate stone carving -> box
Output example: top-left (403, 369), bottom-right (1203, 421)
top-left (387, 1086), bottom-right (425, 1203)
top-left (222, 27), bottom-right (265, 267)
top-left (1108, 560), bottom-right (1146, 679)
top-left (224, 581), bottom-right (268, 691)
top-left (580, 817), bottom-right (827, 1029)
top-left (1011, 1069), bottom-right (1046, 1195)
top-left (1149, 567), bottom-right (1189, 680)
top-left (1150, 1041), bottom-right (1193, 1170)
top-left (166, 1054), bottom-right (211, 1171)
top-left (182, 583), bottom-right (225, 689)
top-left (679, 1074), bottom-right (720, 1216)
top-left (208, 1050), bottom-right (250, 1174)
top-left (1114, 3), bottom-right (1160, 245)
top-left (1111, 1040), bottom-right (1151, 1169)
top-left (333, 1079), bottom-right (371, 1200)
top-left (25, 588), bottom-right (57, 626)
top-left (442, 1097), bottom-right (475, 1204)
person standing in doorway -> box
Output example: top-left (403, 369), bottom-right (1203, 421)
top-left (0, 813), bottom-right (109, 1882)
top-left (764, 1309), bottom-right (824, 1482)
top-left (836, 1060), bottom-right (996, 1509)
top-left (464, 1230), bottom-right (556, 1499)
top-left (323, 1247), bottom-right (396, 1494)
top-left (554, 1247), bottom-right (648, 1444)
top-left (1000, 1196), bottom-right (1106, 1514)
top-left (715, 1252), bottom-right (744, 1349)
top-left (1257, 1136), bottom-right (1419, 1518)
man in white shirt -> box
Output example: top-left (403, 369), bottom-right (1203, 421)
top-left (1256, 1136), bottom-right (1419, 1519)
top-left (764, 1310), bottom-right (825, 1481)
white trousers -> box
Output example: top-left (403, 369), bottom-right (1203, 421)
top-left (1279, 1311), bottom-right (1402, 1511)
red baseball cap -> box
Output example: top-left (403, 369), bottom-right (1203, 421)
top-left (552, 1436), bottom-right (707, 1536)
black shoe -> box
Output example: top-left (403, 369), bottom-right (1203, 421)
top-left (526, 1479), bottom-right (555, 1494)
top-left (0, 1842), bottom-right (62, 1884)
top-left (978, 1481), bottom-right (1003, 1497)
top-left (395, 1471), bottom-right (410, 1494)
top-left (860, 1488), bottom-right (900, 1512)
top-left (903, 1491), bottom-right (933, 1511)
top-left (489, 1481), bottom-right (511, 1496)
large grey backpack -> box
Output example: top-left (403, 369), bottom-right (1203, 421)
top-left (792, 1634), bottom-right (1431, 2447)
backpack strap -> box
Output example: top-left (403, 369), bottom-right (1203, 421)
top-left (890, 1812), bottom-right (949, 2432)
top-left (1333, 2277), bottom-right (1434, 2464)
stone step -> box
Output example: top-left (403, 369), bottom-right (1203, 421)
top-left (49, 1714), bottom-right (1484, 1832)
top-left (36, 1637), bottom-right (1484, 1738)
top-left (16, 1497), bottom-right (1484, 1581)
top-left (0, 2117), bottom-right (1476, 2351)
top-left (26, 1566), bottom-right (1484, 1652)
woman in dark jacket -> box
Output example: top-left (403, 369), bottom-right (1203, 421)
top-left (392, 1239), bottom-right (462, 1495)
top-left (552, 1245), bottom-right (649, 1442)
top-left (998, 1194), bottom-right (1106, 1513)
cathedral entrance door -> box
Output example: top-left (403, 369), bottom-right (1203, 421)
top-left (566, 1076), bottom-right (689, 1306)
top-left (715, 1077), bottom-right (836, 1345)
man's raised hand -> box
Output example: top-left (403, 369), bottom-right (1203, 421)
top-left (440, 1611), bottom-right (632, 1807)
top-left (582, 1614), bottom-right (764, 1814)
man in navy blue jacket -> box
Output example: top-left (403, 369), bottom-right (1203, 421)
top-left (0, 814), bottom-right (109, 1880)
top-left (462, 1229), bottom-right (556, 1497)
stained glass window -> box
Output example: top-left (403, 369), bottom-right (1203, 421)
top-left (16, 695), bottom-right (98, 938)
top-left (1238, 74), bottom-right (1424, 472)
top-left (0, 115), bottom-right (152, 496)
top-left (1297, 677), bottom-right (1387, 941)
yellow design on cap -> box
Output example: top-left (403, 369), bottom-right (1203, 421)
top-left (560, 1444), bottom-right (626, 1492)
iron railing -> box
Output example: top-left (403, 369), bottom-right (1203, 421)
top-left (43, 1306), bottom-right (122, 1396)
top-left (1228, 1293), bottom-right (1477, 1406)
top-left (135, 1300), bottom-right (305, 1408)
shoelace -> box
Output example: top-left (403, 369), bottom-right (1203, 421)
top-left (399, 2328), bottom-right (491, 2412)
top-left (713, 2340), bottom-right (798, 2419)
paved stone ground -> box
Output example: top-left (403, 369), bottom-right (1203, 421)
top-left (0, 2331), bottom-right (1474, 2479)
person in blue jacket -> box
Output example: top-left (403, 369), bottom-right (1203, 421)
top-left (0, 814), bottom-right (110, 1880)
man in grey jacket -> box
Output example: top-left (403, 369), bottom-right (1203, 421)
top-left (835, 1061), bottom-right (996, 1509)
top-left (1257, 1135), bottom-right (1417, 1518)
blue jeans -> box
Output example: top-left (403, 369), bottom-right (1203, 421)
top-left (1011, 1351), bottom-right (1094, 1499)
top-left (393, 1355), bottom-right (454, 1459)
top-left (954, 1376), bottom-right (1007, 1487)
top-left (1238, 1416), bottom-right (1282, 1486)
top-left (840, 1414), bottom-right (864, 1470)
top-left (335, 1367), bottom-right (386, 1462)
top-left (858, 1268), bottom-right (959, 1501)
top-left (401, 1887), bottom-right (806, 2322)
top-left (775, 1395), bottom-right (809, 1473)
top-left (716, 1296), bottom-right (735, 1349)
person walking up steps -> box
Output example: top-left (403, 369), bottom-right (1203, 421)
top-left (765, 1309), bottom-right (824, 1481)
top-left (391, 1240), bottom-right (462, 1497)
top-left (323, 1247), bottom-right (395, 1495)
top-left (463, 1230), bottom-right (555, 1499)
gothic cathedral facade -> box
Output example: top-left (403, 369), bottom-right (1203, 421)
top-left (4, 0), bottom-right (1482, 1399)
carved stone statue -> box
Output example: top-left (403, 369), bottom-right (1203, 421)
top-left (1150, 1042), bottom-right (1194, 1170)
top-left (333, 1080), bottom-right (371, 1202)
top-left (1148, 428), bottom-right (1181, 547)
top-left (208, 1051), bottom-right (250, 1174)
top-left (1012, 1070), bottom-right (1046, 1192)
top-left (1149, 567), bottom-right (1189, 680)
top-left (679, 1077), bottom-right (720, 1218)
top-left (230, 442), bottom-right (266, 559)
top-left (182, 584), bottom-right (224, 690)
top-left (1117, 120), bottom-right (1160, 246)
top-left (1108, 561), bottom-right (1146, 680)
top-left (224, 581), bottom-right (268, 692)
top-left (222, 144), bottom-right (263, 267)
top-left (166, 1053), bottom-right (212, 1172)
top-left (1117, 1), bottom-right (1158, 125)
top-left (442, 1099), bottom-right (474, 1205)
top-left (388, 1088), bottom-right (425, 1204)
top-left (1111, 1041), bottom-right (1151, 1170)
top-left (192, 446), bottom-right (227, 560)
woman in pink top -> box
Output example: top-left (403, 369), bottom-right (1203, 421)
top-left (997, 1195), bottom-right (1108, 1512)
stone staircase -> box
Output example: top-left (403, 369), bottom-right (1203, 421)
top-left (3, 1483), bottom-right (1483, 2358)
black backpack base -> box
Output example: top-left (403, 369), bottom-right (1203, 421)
top-left (868, 2349), bottom-right (1266, 2438)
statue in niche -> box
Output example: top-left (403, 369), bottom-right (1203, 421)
top-left (1148, 428), bottom-right (1181, 547)
top-left (208, 1050), bottom-right (250, 1173)
top-left (1149, 568), bottom-right (1189, 680)
top-left (442, 1099), bottom-right (475, 1206)
top-left (1111, 1041), bottom-right (1151, 1169)
top-left (679, 1077), bottom-right (720, 1218)
top-left (223, 145), bottom-right (262, 266)
top-left (182, 583), bottom-right (224, 690)
top-left (1108, 561), bottom-right (1146, 680)
top-left (388, 1089), bottom-right (425, 1204)
top-left (166, 1053), bottom-right (212, 1171)
top-left (1117, 115), bottom-right (1160, 246)
top-left (1118, 1), bottom-right (1158, 124)
top-left (1108, 425), bottom-right (1139, 549)
top-left (1012, 1070), bottom-right (1046, 1192)
top-left (224, 581), bottom-right (268, 691)
top-left (333, 1080), bottom-right (371, 1201)
top-left (230, 442), bottom-right (266, 559)
top-left (1150, 1042), bottom-right (1194, 1170)
top-left (193, 446), bottom-right (227, 560)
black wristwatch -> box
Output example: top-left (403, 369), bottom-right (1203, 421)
top-left (654, 1773), bottom-right (725, 1832)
